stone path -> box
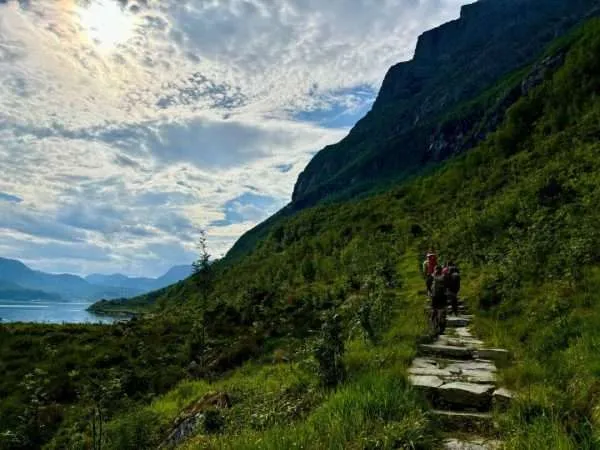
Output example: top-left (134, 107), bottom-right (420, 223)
top-left (409, 299), bottom-right (512, 449)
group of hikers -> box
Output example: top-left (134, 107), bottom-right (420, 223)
top-left (422, 250), bottom-right (461, 336)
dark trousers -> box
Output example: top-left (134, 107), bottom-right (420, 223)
top-left (448, 291), bottom-right (459, 315)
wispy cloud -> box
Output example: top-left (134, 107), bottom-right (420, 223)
top-left (0, 0), bottom-right (465, 276)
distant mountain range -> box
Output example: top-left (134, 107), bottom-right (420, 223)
top-left (0, 257), bottom-right (192, 301)
top-left (85, 265), bottom-right (193, 294)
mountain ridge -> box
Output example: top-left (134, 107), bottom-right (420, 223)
top-left (291, 0), bottom-right (599, 207)
top-left (0, 257), bottom-right (141, 301)
top-left (85, 264), bottom-right (192, 293)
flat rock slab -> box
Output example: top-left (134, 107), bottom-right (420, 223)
top-left (454, 327), bottom-right (473, 338)
top-left (437, 337), bottom-right (484, 348)
top-left (444, 438), bottom-right (502, 450)
top-left (410, 375), bottom-right (444, 390)
top-left (432, 410), bottom-right (494, 434)
top-left (447, 317), bottom-right (471, 328)
top-left (438, 382), bottom-right (495, 409)
top-left (411, 357), bottom-right (440, 369)
top-left (445, 360), bottom-right (497, 373)
top-left (459, 370), bottom-right (497, 384)
top-left (419, 344), bottom-right (474, 359)
top-left (409, 367), bottom-right (453, 378)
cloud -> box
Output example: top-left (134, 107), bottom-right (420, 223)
top-left (0, 192), bottom-right (22, 203)
top-left (0, 0), bottom-right (466, 275)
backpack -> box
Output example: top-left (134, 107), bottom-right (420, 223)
top-left (432, 274), bottom-right (446, 297)
top-left (448, 269), bottom-right (461, 293)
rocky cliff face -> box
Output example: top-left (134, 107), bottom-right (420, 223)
top-left (292, 0), bottom-right (599, 207)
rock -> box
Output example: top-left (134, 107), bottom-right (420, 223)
top-left (447, 316), bottom-right (471, 328)
top-left (160, 391), bottom-right (231, 449)
top-left (454, 327), bottom-right (473, 338)
top-left (436, 337), bottom-right (484, 348)
top-left (419, 344), bottom-right (474, 359)
top-left (444, 438), bottom-right (502, 450)
top-left (409, 367), bottom-right (453, 378)
top-left (459, 370), bottom-right (497, 385)
top-left (493, 388), bottom-right (513, 410)
top-left (410, 375), bottom-right (444, 401)
top-left (432, 410), bottom-right (494, 434)
top-left (411, 357), bottom-right (440, 369)
top-left (445, 360), bottom-right (497, 373)
top-left (438, 382), bottom-right (495, 410)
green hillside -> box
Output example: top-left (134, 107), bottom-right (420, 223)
top-left (0, 281), bottom-right (61, 301)
top-left (2, 15), bottom-right (600, 450)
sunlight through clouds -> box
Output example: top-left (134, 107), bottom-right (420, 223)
top-left (0, 0), bottom-right (466, 275)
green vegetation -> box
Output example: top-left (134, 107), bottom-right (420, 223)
top-left (2, 15), bottom-right (600, 450)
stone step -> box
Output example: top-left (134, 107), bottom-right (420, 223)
top-left (410, 375), bottom-right (498, 411)
top-left (436, 382), bottom-right (495, 411)
top-left (447, 316), bottom-right (472, 328)
top-left (409, 367), bottom-right (497, 385)
top-left (436, 336), bottom-right (484, 348)
top-left (444, 437), bottom-right (502, 450)
top-left (432, 410), bottom-right (495, 435)
top-left (418, 344), bottom-right (474, 359)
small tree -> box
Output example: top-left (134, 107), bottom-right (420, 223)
top-left (314, 313), bottom-right (346, 387)
top-left (193, 230), bottom-right (213, 306)
top-left (17, 368), bottom-right (50, 448)
top-left (80, 372), bottom-right (123, 450)
top-left (358, 268), bottom-right (393, 344)
top-left (191, 230), bottom-right (212, 370)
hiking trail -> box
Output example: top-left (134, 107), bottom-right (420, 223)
top-left (409, 298), bottom-right (513, 449)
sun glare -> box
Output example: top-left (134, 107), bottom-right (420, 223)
top-left (77, 0), bottom-right (135, 50)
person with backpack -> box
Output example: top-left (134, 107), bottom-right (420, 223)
top-left (445, 261), bottom-right (461, 315)
top-left (430, 265), bottom-right (448, 336)
top-left (422, 251), bottom-right (438, 296)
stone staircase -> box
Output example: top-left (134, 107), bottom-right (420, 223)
top-left (409, 299), bottom-right (512, 449)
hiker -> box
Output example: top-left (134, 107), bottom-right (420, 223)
top-left (430, 265), bottom-right (448, 336)
top-left (422, 251), bottom-right (438, 296)
top-left (446, 261), bottom-right (461, 315)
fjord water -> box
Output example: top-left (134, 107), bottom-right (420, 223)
top-left (0, 299), bottom-right (115, 324)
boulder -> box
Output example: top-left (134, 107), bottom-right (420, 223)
top-left (160, 391), bottom-right (231, 449)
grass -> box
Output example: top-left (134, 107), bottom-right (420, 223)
top-left (99, 253), bottom-right (438, 450)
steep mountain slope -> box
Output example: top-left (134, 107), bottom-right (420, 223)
top-left (0, 257), bottom-right (140, 301)
top-left (226, 0), bottom-right (600, 261)
top-left (292, 0), bottom-right (599, 206)
top-left (85, 264), bottom-right (192, 294)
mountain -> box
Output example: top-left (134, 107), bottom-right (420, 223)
top-left (0, 257), bottom-right (141, 301)
top-left (226, 0), bottom-right (600, 261)
top-left (0, 280), bottom-right (61, 301)
top-left (85, 264), bottom-right (192, 293)
top-left (291, 0), bottom-right (599, 208)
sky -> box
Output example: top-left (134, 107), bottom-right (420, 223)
top-left (0, 0), bottom-right (466, 277)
